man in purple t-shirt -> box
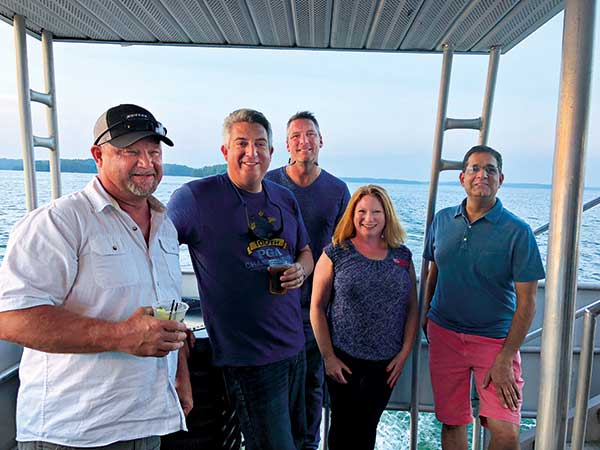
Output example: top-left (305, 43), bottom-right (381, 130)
top-left (168, 109), bottom-right (314, 450)
top-left (266, 111), bottom-right (350, 450)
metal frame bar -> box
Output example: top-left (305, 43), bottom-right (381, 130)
top-left (14, 14), bottom-right (37, 212)
top-left (471, 44), bottom-right (501, 449)
top-left (535, 0), bottom-right (597, 448)
top-left (0, 364), bottom-right (19, 384)
top-left (410, 42), bottom-right (501, 450)
top-left (479, 46), bottom-right (501, 145)
top-left (524, 298), bottom-right (600, 345)
top-left (13, 17), bottom-right (62, 210)
top-left (410, 42), bottom-right (453, 450)
top-left (41, 30), bottom-right (62, 200)
top-left (445, 117), bottom-right (481, 130)
top-left (534, 195), bottom-right (600, 236)
top-left (571, 306), bottom-right (599, 450)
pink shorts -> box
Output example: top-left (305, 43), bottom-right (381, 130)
top-left (428, 320), bottom-right (524, 426)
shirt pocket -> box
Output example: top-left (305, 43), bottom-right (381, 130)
top-left (90, 237), bottom-right (139, 288)
top-left (158, 236), bottom-right (182, 283)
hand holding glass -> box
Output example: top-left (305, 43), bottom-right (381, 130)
top-left (152, 301), bottom-right (189, 322)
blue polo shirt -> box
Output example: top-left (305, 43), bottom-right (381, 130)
top-left (423, 198), bottom-right (545, 338)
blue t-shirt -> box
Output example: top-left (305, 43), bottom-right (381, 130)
top-left (325, 241), bottom-right (413, 360)
top-left (423, 198), bottom-right (545, 338)
top-left (167, 174), bottom-right (310, 366)
top-left (265, 167), bottom-right (350, 339)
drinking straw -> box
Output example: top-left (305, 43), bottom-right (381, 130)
top-left (173, 302), bottom-right (179, 321)
top-left (168, 299), bottom-right (175, 320)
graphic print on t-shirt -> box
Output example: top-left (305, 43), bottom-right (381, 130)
top-left (244, 206), bottom-right (293, 271)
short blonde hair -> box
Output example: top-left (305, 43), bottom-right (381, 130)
top-left (332, 184), bottom-right (407, 247)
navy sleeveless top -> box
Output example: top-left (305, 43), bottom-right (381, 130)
top-left (324, 241), bottom-right (413, 360)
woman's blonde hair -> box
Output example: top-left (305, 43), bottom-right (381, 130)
top-left (332, 184), bottom-right (407, 247)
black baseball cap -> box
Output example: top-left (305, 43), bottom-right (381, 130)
top-left (93, 104), bottom-right (174, 147)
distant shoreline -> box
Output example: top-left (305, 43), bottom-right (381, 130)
top-left (1, 158), bottom-right (597, 190)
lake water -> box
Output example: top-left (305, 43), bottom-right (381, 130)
top-left (1, 170), bottom-right (599, 283)
top-left (0, 169), bottom-right (599, 449)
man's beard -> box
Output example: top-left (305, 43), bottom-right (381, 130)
top-left (126, 174), bottom-right (158, 197)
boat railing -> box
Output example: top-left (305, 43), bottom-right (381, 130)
top-left (522, 298), bottom-right (600, 450)
top-left (570, 299), bottom-right (600, 450)
top-left (533, 195), bottom-right (600, 236)
top-left (0, 364), bottom-right (19, 385)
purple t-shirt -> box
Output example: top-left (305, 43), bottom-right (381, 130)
top-left (265, 167), bottom-right (350, 340)
top-left (168, 174), bottom-right (310, 366)
top-left (325, 241), bottom-right (413, 360)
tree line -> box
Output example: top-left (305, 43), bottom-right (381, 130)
top-left (0, 158), bottom-right (226, 178)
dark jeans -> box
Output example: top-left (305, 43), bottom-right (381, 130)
top-left (326, 348), bottom-right (393, 450)
top-left (223, 351), bottom-right (307, 450)
top-left (304, 339), bottom-right (324, 450)
top-left (18, 437), bottom-right (160, 450)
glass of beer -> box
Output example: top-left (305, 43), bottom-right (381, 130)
top-left (268, 260), bottom-right (292, 295)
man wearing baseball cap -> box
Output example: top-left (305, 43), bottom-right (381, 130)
top-left (0, 104), bottom-right (191, 450)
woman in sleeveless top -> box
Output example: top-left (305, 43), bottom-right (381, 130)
top-left (310, 184), bottom-right (418, 450)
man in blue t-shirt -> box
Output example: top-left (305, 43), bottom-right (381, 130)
top-left (266, 111), bottom-right (350, 450)
top-left (168, 109), bottom-right (314, 450)
top-left (422, 145), bottom-right (545, 450)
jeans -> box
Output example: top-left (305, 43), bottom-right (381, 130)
top-left (326, 348), bottom-right (393, 450)
top-left (223, 350), bottom-right (306, 450)
top-left (18, 437), bottom-right (160, 450)
top-left (303, 339), bottom-right (324, 450)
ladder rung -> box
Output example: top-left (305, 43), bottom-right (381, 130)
top-left (33, 135), bottom-right (55, 150)
top-left (30, 89), bottom-right (53, 107)
top-left (440, 159), bottom-right (463, 171)
top-left (445, 117), bottom-right (481, 130)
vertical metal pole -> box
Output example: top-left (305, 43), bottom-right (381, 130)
top-left (534, 0), bottom-right (596, 449)
top-left (323, 403), bottom-right (330, 450)
top-left (410, 43), bottom-right (454, 450)
top-left (14, 14), bottom-right (37, 212)
top-left (571, 310), bottom-right (597, 450)
top-left (471, 391), bottom-right (483, 450)
top-left (571, 310), bottom-right (596, 450)
top-left (471, 415), bottom-right (483, 450)
top-left (471, 46), bottom-right (501, 448)
top-left (41, 30), bottom-right (61, 199)
top-left (479, 46), bottom-right (501, 145)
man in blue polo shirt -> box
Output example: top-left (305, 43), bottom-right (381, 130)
top-left (423, 145), bottom-right (544, 450)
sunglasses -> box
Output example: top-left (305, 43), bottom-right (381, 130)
top-left (230, 179), bottom-right (284, 240)
top-left (94, 116), bottom-right (167, 146)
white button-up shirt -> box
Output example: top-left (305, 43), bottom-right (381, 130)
top-left (0, 177), bottom-right (186, 446)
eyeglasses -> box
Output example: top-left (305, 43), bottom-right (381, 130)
top-left (230, 178), bottom-right (284, 240)
top-left (464, 164), bottom-right (500, 176)
top-left (94, 116), bottom-right (167, 145)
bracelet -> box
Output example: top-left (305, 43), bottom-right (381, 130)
top-left (298, 264), bottom-right (307, 281)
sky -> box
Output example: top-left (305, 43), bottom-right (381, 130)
top-left (0, 9), bottom-right (598, 185)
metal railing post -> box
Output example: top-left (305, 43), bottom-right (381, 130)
top-left (471, 395), bottom-right (483, 450)
top-left (479, 46), bottom-right (500, 145)
top-left (14, 14), bottom-right (37, 212)
top-left (571, 309), bottom-right (597, 450)
top-left (535, 0), bottom-right (597, 448)
top-left (410, 43), bottom-right (453, 450)
top-left (41, 30), bottom-right (62, 199)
